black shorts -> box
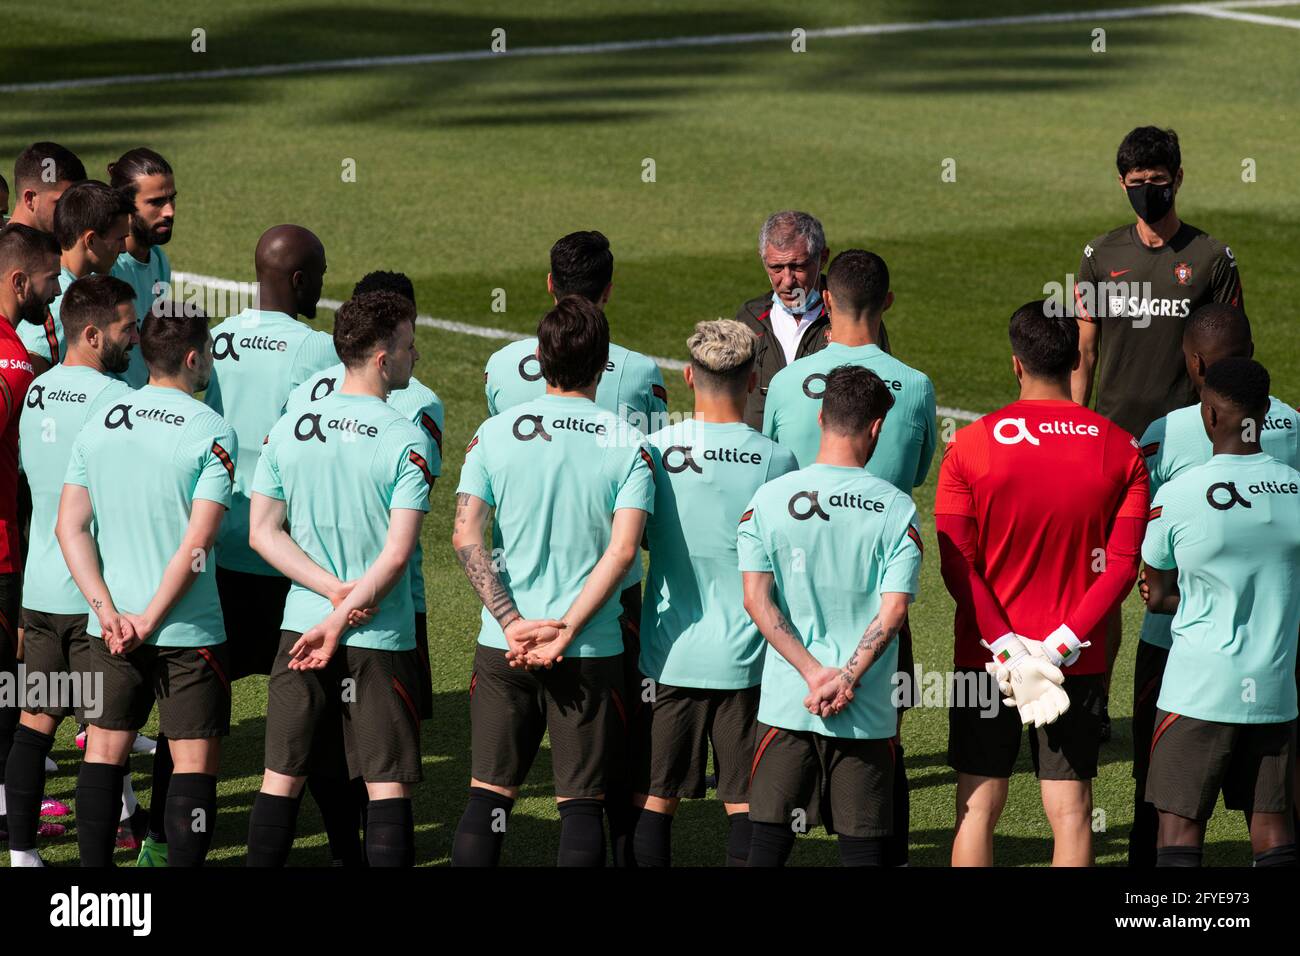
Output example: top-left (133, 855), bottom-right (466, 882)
top-left (895, 614), bottom-right (914, 717)
top-left (631, 679), bottom-right (759, 803)
top-left (414, 611), bottom-right (432, 720)
top-left (748, 723), bottom-right (894, 838)
top-left (1131, 641), bottom-right (1170, 784)
top-left (87, 636), bottom-right (232, 739)
top-left (264, 631), bottom-right (423, 784)
top-left (1147, 711), bottom-right (1296, 821)
top-left (469, 643), bottom-right (624, 798)
top-left (18, 609), bottom-right (92, 720)
top-left (947, 668), bottom-right (1105, 780)
top-left (216, 566), bottom-right (291, 681)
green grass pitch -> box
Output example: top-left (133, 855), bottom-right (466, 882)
top-left (3, 0), bottom-right (1297, 866)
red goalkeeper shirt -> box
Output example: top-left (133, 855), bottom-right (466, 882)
top-left (0, 316), bottom-right (36, 574)
top-left (934, 398), bottom-right (1148, 674)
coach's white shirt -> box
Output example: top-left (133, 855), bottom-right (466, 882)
top-left (769, 291), bottom-right (824, 365)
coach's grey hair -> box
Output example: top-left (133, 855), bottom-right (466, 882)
top-left (687, 319), bottom-right (757, 375)
top-left (758, 210), bottom-right (826, 260)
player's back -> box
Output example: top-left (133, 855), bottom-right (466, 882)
top-left (69, 384), bottom-right (235, 646)
top-left (1138, 397), bottom-right (1299, 650)
top-left (739, 464), bottom-right (921, 738)
top-left (20, 364), bottom-right (132, 613)
top-left (262, 391), bottom-right (431, 650)
top-left (641, 418), bottom-right (797, 687)
top-left (936, 398), bottom-right (1148, 670)
top-left (460, 394), bottom-right (654, 656)
top-left (1148, 453), bottom-right (1300, 723)
top-left (763, 342), bottom-right (936, 490)
top-left (203, 308), bottom-right (338, 574)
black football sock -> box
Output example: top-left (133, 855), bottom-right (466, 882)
top-left (607, 788), bottom-right (637, 866)
top-left (886, 742), bottom-right (909, 865)
top-left (164, 772), bottom-right (217, 867)
top-left (839, 834), bottom-right (887, 867)
top-left (747, 820), bottom-right (795, 867)
top-left (631, 808), bottom-right (672, 867)
top-left (147, 735), bottom-right (173, 843)
top-left (308, 770), bottom-right (364, 867)
top-left (451, 787), bottom-right (514, 867)
top-left (76, 761), bottom-right (126, 867)
top-left (1254, 844), bottom-right (1297, 867)
top-left (3, 725), bottom-right (53, 852)
top-left (557, 798), bottom-right (606, 867)
top-left (246, 791), bottom-right (301, 867)
top-left (1128, 792), bottom-right (1158, 867)
top-left (726, 811), bottom-right (753, 867)
top-left (364, 798), bottom-right (414, 867)
top-left (1156, 845), bottom-right (1202, 867)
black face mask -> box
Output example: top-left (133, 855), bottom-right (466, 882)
top-left (1126, 181), bottom-right (1175, 224)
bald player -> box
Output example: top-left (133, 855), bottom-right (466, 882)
top-left (202, 227), bottom-right (365, 867)
top-left (1129, 304), bottom-right (1299, 865)
top-left (7, 144), bottom-right (86, 235)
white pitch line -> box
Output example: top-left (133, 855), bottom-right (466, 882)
top-left (172, 270), bottom-right (984, 421)
top-left (1190, 5), bottom-right (1300, 24)
top-left (3, 0), bottom-right (1298, 94)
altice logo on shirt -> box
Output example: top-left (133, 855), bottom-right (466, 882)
top-left (992, 417), bottom-right (1101, 446)
top-left (512, 414), bottom-right (608, 442)
top-left (1207, 478), bottom-right (1299, 510)
top-left (293, 412), bottom-right (379, 443)
top-left (310, 377), bottom-right (338, 402)
top-left (662, 445), bottom-right (764, 474)
top-left (788, 489), bottom-right (886, 521)
top-left (803, 372), bottom-right (902, 399)
top-left (104, 404), bottom-right (186, 430)
top-left (212, 331), bottom-right (289, 361)
top-left (517, 355), bottom-right (615, 383)
top-left (26, 384), bottom-right (88, 410)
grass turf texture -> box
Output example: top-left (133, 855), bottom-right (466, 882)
top-left (3, 1), bottom-right (1297, 866)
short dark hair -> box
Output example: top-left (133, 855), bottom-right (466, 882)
top-left (14, 142), bottom-right (86, 192)
top-left (821, 365), bottom-right (895, 436)
top-left (52, 180), bottom-right (133, 251)
top-left (140, 313), bottom-right (210, 376)
top-left (549, 231), bottom-right (613, 303)
top-left (1009, 300), bottom-right (1079, 379)
top-left (1116, 127), bottom-right (1181, 179)
top-left (0, 172), bottom-right (8, 195)
top-left (826, 249), bottom-right (890, 315)
top-left (1185, 302), bottom-right (1251, 353)
top-left (334, 290), bottom-right (416, 368)
top-left (1204, 357), bottom-right (1270, 418)
top-left (537, 295), bottom-right (609, 390)
top-left (107, 147), bottom-right (173, 202)
top-left (0, 222), bottom-right (60, 275)
top-left (352, 270), bottom-right (416, 306)
top-left (60, 274), bottom-right (137, 341)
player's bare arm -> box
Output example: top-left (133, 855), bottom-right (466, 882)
top-left (1144, 565), bottom-right (1179, 616)
top-left (249, 491), bottom-right (375, 623)
top-left (452, 491), bottom-right (567, 664)
top-left (836, 591), bottom-right (910, 703)
top-left (54, 481), bottom-right (130, 650)
top-left (742, 569), bottom-right (840, 697)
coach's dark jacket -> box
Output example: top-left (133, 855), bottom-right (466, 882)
top-left (733, 275), bottom-right (890, 429)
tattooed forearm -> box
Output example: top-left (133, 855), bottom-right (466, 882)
top-left (840, 616), bottom-right (898, 685)
top-left (91, 598), bottom-right (104, 611)
top-left (453, 493), bottom-right (474, 538)
top-left (455, 543), bottom-right (518, 627)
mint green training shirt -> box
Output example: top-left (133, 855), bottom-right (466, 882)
top-left (640, 419), bottom-right (798, 689)
top-left (737, 464), bottom-right (922, 739)
top-left (65, 384), bottom-right (236, 647)
top-left (253, 391), bottom-right (434, 651)
top-left (1142, 453), bottom-right (1300, 723)
top-left (458, 394), bottom-right (655, 658)
top-left (763, 342), bottom-right (937, 492)
top-left (110, 247), bottom-right (170, 388)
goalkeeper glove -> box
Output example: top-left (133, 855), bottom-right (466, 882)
top-left (1042, 624), bottom-right (1089, 668)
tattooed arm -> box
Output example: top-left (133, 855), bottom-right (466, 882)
top-left (742, 571), bottom-right (839, 695)
top-left (452, 492), bottom-right (565, 663)
top-left (56, 483), bottom-right (130, 650)
top-left (836, 591), bottom-right (911, 700)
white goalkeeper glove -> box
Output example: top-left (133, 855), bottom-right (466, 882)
top-left (1041, 624), bottom-right (1090, 668)
top-left (982, 633), bottom-right (1070, 728)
